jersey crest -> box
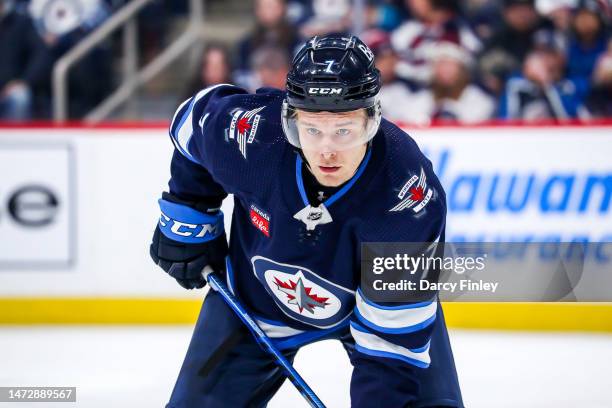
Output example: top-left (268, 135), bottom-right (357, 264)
top-left (228, 106), bottom-right (264, 159)
top-left (390, 167), bottom-right (433, 213)
top-left (251, 256), bottom-right (355, 328)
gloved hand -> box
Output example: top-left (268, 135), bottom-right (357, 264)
top-left (149, 193), bottom-right (228, 289)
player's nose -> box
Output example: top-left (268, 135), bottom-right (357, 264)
top-left (320, 150), bottom-right (337, 160)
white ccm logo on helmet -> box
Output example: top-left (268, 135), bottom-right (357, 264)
top-left (307, 87), bottom-right (343, 95)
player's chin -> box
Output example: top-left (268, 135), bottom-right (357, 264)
top-left (315, 169), bottom-right (346, 187)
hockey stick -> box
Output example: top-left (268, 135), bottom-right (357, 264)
top-left (202, 266), bottom-right (326, 408)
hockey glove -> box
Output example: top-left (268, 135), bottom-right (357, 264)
top-left (149, 193), bottom-right (228, 289)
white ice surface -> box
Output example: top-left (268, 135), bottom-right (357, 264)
top-left (0, 327), bottom-right (611, 408)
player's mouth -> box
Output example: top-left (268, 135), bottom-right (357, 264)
top-left (318, 165), bottom-right (340, 173)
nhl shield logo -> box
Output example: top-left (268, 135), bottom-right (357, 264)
top-left (228, 106), bottom-right (264, 159)
top-left (390, 167), bottom-right (433, 213)
top-left (251, 256), bottom-right (354, 328)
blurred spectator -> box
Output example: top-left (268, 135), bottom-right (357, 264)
top-left (236, 0), bottom-right (299, 71)
top-left (0, 0), bottom-right (52, 121)
top-left (479, 0), bottom-right (555, 95)
top-left (364, 0), bottom-right (404, 32)
top-left (251, 45), bottom-right (290, 90)
top-left (499, 41), bottom-right (589, 120)
top-left (48, 29), bottom-right (113, 119)
top-left (28, 0), bottom-right (109, 35)
top-left (391, 0), bottom-right (482, 86)
top-left (584, 39), bottom-right (612, 117)
top-left (286, 0), bottom-right (313, 26)
top-left (183, 44), bottom-right (232, 100)
top-left (137, 2), bottom-right (169, 64)
top-left (362, 29), bottom-right (417, 122)
top-left (566, 0), bottom-right (610, 82)
top-left (299, 0), bottom-right (352, 38)
top-left (407, 42), bottom-right (496, 124)
top-left (537, 0), bottom-right (577, 32)
top-left (463, 0), bottom-right (504, 42)
top-left (536, 0), bottom-right (577, 53)
top-left (1, 0), bottom-right (115, 120)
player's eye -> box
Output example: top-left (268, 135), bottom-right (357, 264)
top-left (336, 129), bottom-right (351, 137)
top-left (306, 128), bottom-right (322, 136)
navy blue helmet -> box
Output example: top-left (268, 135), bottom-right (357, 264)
top-left (285, 35), bottom-right (381, 112)
top-left (282, 35), bottom-right (382, 150)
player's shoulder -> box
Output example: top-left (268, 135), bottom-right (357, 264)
top-left (168, 84), bottom-right (289, 195)
top-left (169, 84), bottom-right (288, 163)
top-left (379, 119), bottom-right (426, 162)
top-left (373, 119), bottom-right (446, 224)
top-left (200, 85), bottom-right (285, 121)
top-left (207, 85), bottom-right (286, 147)
top-left (378, 119), bottom-right (438, 187)
top-left (173, 84), bottom-right (285, 139)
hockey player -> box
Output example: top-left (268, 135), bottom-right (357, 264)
top-left (150, 35), bottom-right (463, 407)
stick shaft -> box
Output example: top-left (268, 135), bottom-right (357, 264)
top-left (203, 267), bottom-right (326, 408)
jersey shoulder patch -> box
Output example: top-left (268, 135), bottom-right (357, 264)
top-left (168, 85), bottom-right (288, 198)
top-left (389, 166), bottom-right (434, 214)
top-left (380, 120), bottom-right (445, 217)
top-left (356, 120), bottom-right (446, 243)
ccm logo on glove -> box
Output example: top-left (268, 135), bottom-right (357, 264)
top-left (159, 213), bottom-right (221, 238)
top-left (157, 199), bottom-right (224, 244)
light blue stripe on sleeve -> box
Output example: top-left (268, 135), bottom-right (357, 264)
top-left (353, 306), bottom-right (436, 334)
top-left (169, 83), bottom-right (234, 162)
top-left (354, 289), bottom-right (437, 333)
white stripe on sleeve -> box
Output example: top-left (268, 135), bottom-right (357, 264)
top-left (355, 290), bottom-right (437, 330)
top-left (172, 83), bottom-right (232, 159)
top-left (350, 322), bottom-right (431, 367)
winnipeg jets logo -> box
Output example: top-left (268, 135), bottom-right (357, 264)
top-left (252, 256), bottom-right (355, 328)
top-left (390, 167), bottom-right (433, 213)
top-left (273, 275), bottom-right (329, 314)
top-left (263, 269), bottom-right (340, 322)
top-left (228, 106), bottom-right (264, 159)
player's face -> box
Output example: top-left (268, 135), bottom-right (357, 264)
top-left (296, 109), bottom-right (368, 187)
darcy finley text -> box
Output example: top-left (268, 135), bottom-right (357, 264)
top-left (372, 279), bottom-right (499, 293)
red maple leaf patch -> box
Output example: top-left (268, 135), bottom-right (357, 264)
top-left (409, 186), bottom-right (425, 201)
top-left (237, 117), bottom-right (251, 135)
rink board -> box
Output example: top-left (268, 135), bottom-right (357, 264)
top-left (0, 123), bottom-right (610, 329)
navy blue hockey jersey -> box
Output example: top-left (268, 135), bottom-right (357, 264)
top-left (161, 84), bottom-right (448, 402)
